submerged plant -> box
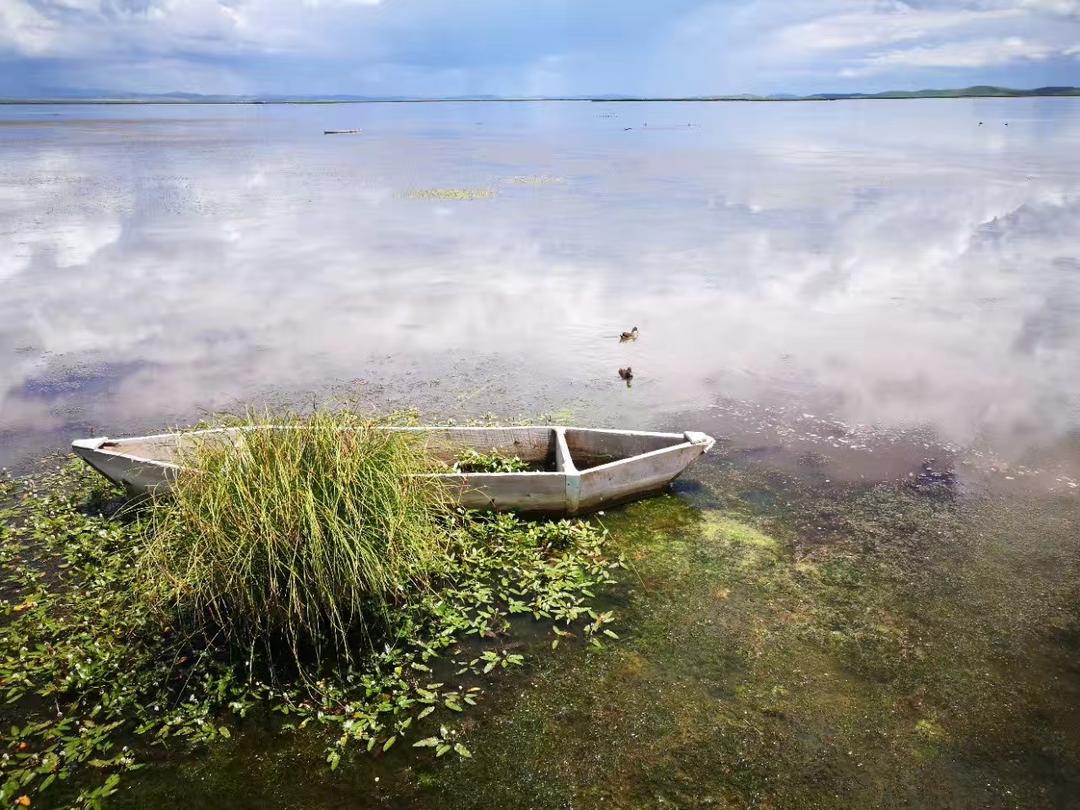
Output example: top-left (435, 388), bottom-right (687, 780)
top-left (138, 411), bottom-right (451, 668)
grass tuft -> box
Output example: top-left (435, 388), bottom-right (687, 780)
top-left (137, 410), bottom-right (450, 668)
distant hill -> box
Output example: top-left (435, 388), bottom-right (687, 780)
top-left (797, 85), bottom-right (1080, 101)
top-left (2, 85), bottom-right (1078, 105)
top-left (597, 86), bottom-right (1080, 102)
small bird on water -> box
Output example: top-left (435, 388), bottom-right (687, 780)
top-left (618, 367), bottom-right (634, 381)
top-left (620, 326), bottom-right (639, 342)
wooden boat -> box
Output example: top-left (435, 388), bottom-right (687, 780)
top-left (72, 426), bottom-right (715, 515)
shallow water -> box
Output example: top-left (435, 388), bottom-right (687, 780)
top-left (3, 99), bottom-right (1080, 807)
top-left (103, 474), bottom-right (1080, 809)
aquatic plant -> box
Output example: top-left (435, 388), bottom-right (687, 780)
top-left (452, 448), bottom-right (532, 473)
top-left (138, 411), bottom-right (451, 668)
top-left (0, 458), bottom-right (623, 806)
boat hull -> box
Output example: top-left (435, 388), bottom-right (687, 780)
top-left (72, 426), bottom-right (715, 515)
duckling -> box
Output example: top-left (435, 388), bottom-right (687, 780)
top-left (619, 326), bottom-right (639, 342)
top-left (618, 367), bottom-right (634, 381)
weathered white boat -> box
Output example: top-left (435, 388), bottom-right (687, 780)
top-left (72, 426), bottom-right (715, 515)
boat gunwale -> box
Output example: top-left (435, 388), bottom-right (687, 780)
top-left (72, 425), bottom-right (698, 479)
top-left (72, 438), bottom-right (185, 474)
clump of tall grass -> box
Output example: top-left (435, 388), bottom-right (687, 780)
top-left (137, 410), bottom-right (450, 670)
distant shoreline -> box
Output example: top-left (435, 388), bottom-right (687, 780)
top-left (3, 85), bottom-right (1078, 105)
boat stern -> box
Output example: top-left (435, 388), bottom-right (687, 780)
top-left (70, 435), bottom-right (178, 494)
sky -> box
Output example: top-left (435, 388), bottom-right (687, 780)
top-left (1, 0), bottom-right (1078, 98)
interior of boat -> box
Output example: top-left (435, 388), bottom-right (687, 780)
top-left (91, 426), bottom-right (690, 474)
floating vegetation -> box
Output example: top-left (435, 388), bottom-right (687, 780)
top-left (0, 438), bottom-right (623, 805)
top-left (452, 448), bottom-right (532, 474)
top-left (402, 188), bottom-right (495, 201)
top-left (505, 175), bottom-right (564, 185)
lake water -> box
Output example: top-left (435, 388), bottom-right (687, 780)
top-left (2, 98), bottom-right (1079, 486)
top-left (4, 99), bottom-right (1080, 808)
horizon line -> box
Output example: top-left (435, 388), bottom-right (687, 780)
top-left (3, 84), bottom-right (1080, 105)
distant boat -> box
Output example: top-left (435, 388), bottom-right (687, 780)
top-left (323, 129), bottom-right (362, 135)
top-left (72, 426), bottom-right (715, 515)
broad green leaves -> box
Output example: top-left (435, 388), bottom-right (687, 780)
top-left (1, 464), bottom-right (623, 803)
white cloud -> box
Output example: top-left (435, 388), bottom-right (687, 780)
top-left (752, 0), bottom-right (1079, 86)
top-left (772, 4), bottom-right (1024, 53)
top-left (1020, 0), bottom-right (1080, 16)
top-left (843, 36), bottom-right (1059, 75)
top-left (1, 0), bottom-right (1078, 96)
top-left (0, 0), bottom-right (378, 59)
top-left (0, 1), bottom-right (60, 55)
top-left (302, 0), bottom-right (383, 6)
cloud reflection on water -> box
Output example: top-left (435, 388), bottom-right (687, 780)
top-left (1, 99), bottom-right (1078, 468)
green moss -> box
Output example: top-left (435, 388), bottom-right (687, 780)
top-left (699, 512), bottom-right (781, 550)
top-left (915, 718), bottom-right (947, 742)
top-left (417, 467), bottom-right (1080, 808)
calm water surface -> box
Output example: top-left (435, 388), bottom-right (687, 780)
top-left (4, 99), bottom-right (1080, 808)
top-left (2, 99), bottom-right (1079, 483)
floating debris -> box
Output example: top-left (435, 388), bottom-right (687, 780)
top-left (403, 188), bottom-right (496, 201)
top-left (506, 175), bottom-right (565, 185)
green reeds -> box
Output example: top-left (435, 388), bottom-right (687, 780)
top-left (137, 410), bottom-right (450, 669)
